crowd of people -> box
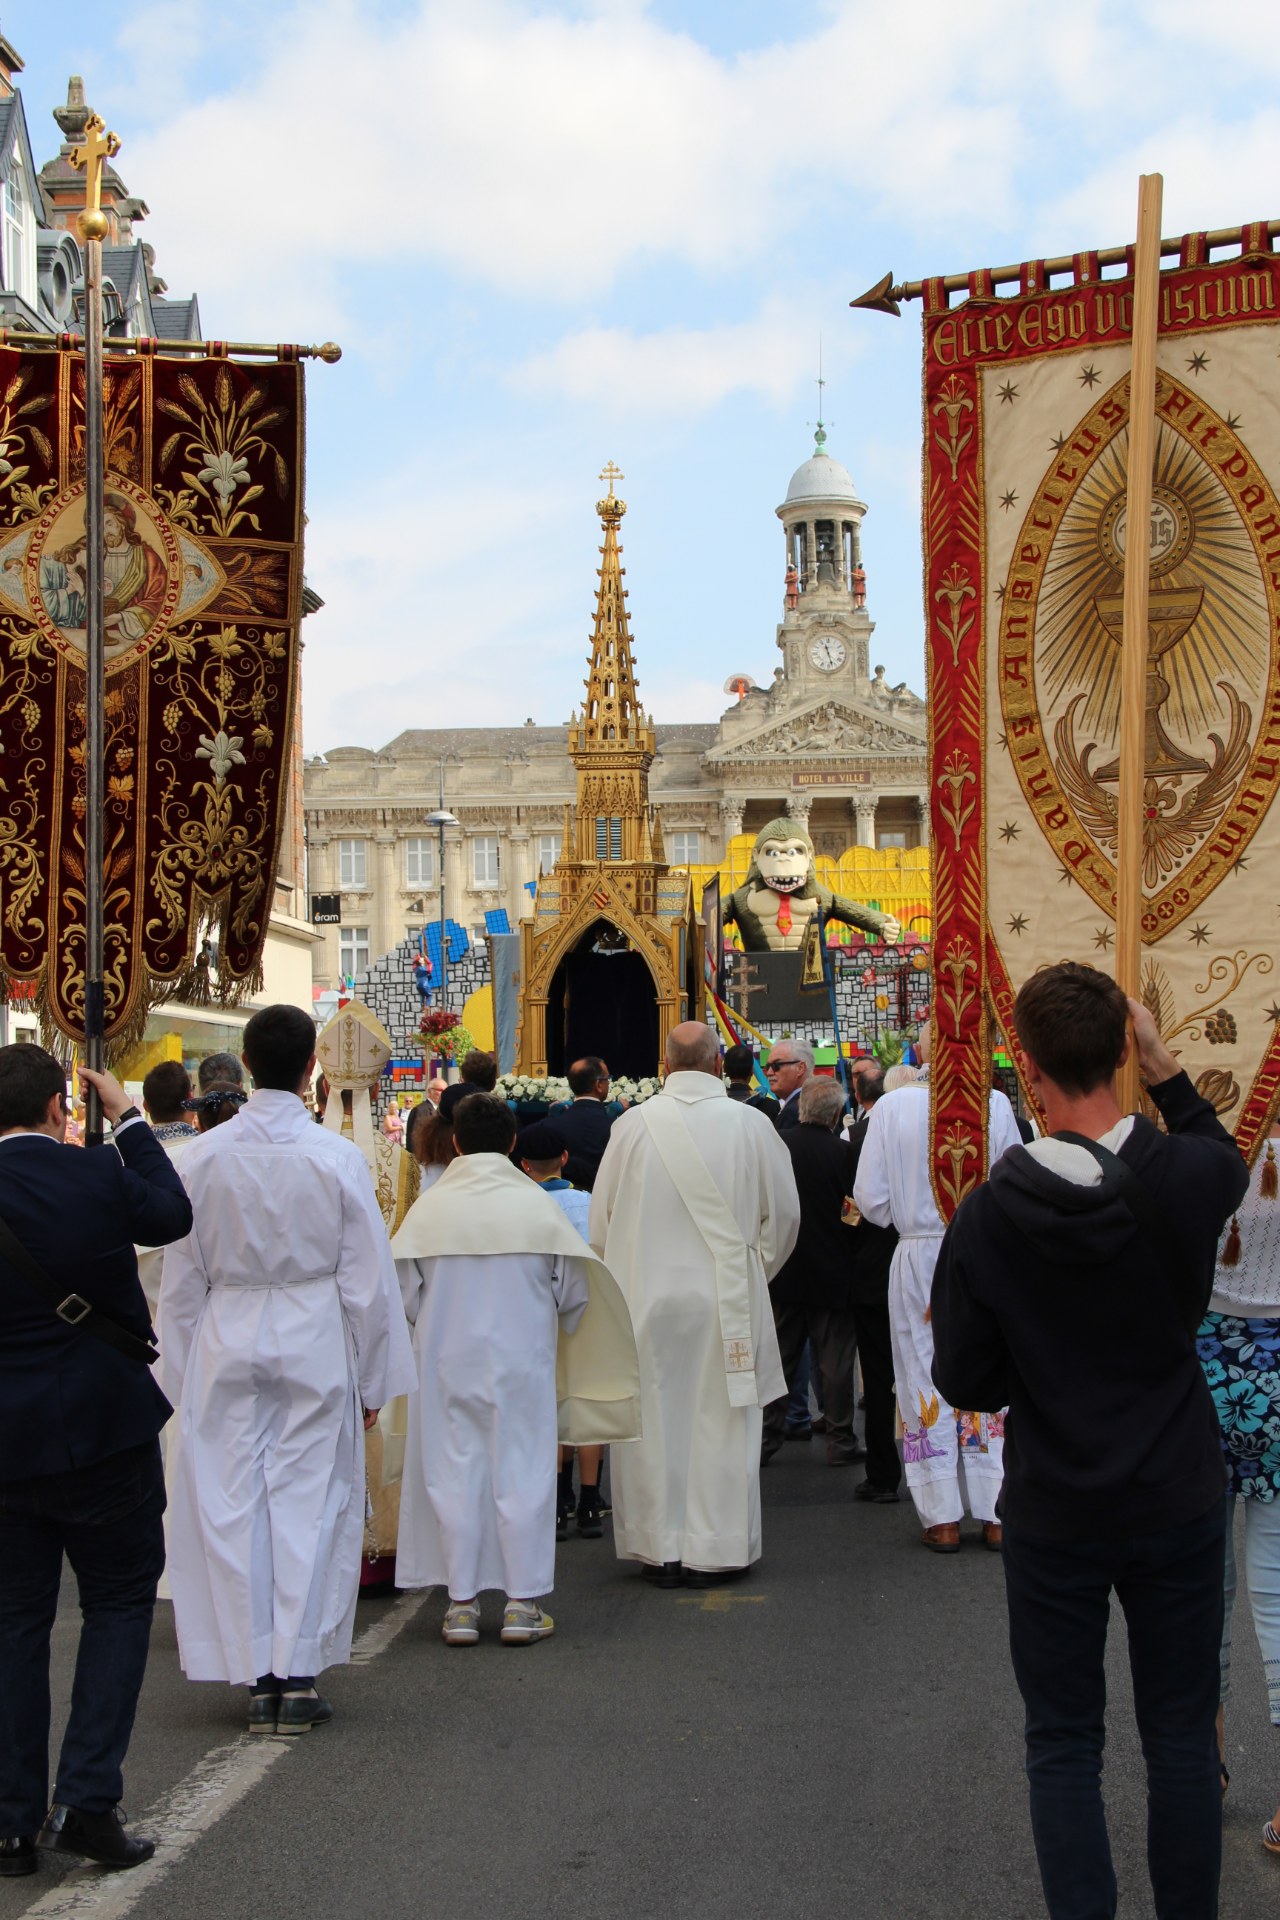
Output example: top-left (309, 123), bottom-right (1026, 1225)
top-left (0, 963), bottom-right (1273, 1917)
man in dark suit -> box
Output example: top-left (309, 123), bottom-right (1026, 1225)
top-left (722, 1044), bottom-right (779, 1122)
top-left (844, 1068), bottom-right (903, 1504)
top-left (841, 1059), bottom-right (882, 1144)
top-left (761, 1079), bottom-right (865, 1468)
top-left (546, 1056), bottom-right (617, 1192)
top-left (0, 1046), bottom-right (192, 1877)
top-left (764, 1041), bottom-right (814, 1132)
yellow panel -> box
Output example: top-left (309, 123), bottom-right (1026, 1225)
top-left (462, 985), bottom-right (495, 1051)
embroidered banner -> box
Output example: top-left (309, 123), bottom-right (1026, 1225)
top-left (924, 229), bottom-right (1280, 1216)
top-left (0, 346), bottom-right (303, 1046)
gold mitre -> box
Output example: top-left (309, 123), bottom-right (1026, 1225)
top-left (316, 999), bottom-right (391, 1168)
top-left (317, 998), bottom-right (392, 1090)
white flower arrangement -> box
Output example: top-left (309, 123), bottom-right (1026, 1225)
top-left (495, 1072), bottom-right (658, 1105)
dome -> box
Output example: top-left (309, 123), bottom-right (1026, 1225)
top-left (782, 428), bottom-right (862, 509)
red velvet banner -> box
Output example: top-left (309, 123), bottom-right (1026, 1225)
top-left (0, 347), bottom-right (304, 1045)
top-left (924, 233), bottom-right (1280, 1214)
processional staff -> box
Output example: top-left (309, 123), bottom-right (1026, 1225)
top-left (67, 111), bottom-right (120, 1148)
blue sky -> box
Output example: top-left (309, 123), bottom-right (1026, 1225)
top-left (11, 1), bottom-right (1280, 752)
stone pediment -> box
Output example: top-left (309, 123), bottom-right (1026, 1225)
top-left (706, 698), bottom-right (926, 766)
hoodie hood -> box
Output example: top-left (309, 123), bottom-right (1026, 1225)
top-left (985, 1120), bottom-right (1157, 1266)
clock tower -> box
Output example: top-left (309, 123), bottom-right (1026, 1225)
top-left (774, 423), bottom-right (873, 691)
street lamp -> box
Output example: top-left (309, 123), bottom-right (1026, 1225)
top-left (425, 795), bottom-right (459, 1012)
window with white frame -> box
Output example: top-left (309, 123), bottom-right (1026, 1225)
top-left (2, 143), bottom-right (33, 308)
top-left (404, 837), bottom-right (435, 888)
top-left (536, 832), bottom-right (561, 873)
top-left (338, 838), bottom-right (367, 889)
top-left (669, 831), bottom-right (701, 866)
top-left (877, 830), bottom-right (908, 849)
top-left (338, 925), bottom-right (370, 980)
top-left (472, 836), bottom-right (499, 887)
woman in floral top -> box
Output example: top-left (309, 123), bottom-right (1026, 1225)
top-left (1198, 1122), bottom-right (1280, 1855)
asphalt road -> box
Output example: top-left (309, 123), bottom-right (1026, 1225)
top-left (3, 1441), bottom-right (1275, 1920)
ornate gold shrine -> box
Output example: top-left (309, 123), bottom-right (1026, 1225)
top-left (516, 469), bottom-right (702, 1074)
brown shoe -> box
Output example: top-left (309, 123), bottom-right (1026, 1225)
top-left (983, 1522), bottom-right (1003, 1552)
top-left (921, 1523), bottom-right (961, 1554)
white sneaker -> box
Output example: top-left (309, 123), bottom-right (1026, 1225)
top-left (442, 1601), bottom-right (480, 1646)
top-left (500, 1602), bottom-right (555, 1645)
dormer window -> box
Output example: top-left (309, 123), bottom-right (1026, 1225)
top-left (2, 142), bottom-right (34, 308)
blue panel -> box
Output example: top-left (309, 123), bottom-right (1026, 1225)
top-left (484, 908), bottom-right (511, 934)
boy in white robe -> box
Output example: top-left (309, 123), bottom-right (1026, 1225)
top-left (393, 1096), bottom-right (591, 1647)
top-left (853, 1022), bottom-right (1021, 1552)
top-left (158, 1005), bottom-right (416, 1734)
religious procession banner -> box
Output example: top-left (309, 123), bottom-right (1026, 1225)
top-left (0, 345), bottom-right (304, 1047)
top-left (923, 225), bottom-right (1280, 1216)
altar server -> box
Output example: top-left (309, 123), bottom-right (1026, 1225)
top-left (589, 1022), bottom-right (800, 1587)
top-left (853, 1021), bottom-right (1021, 1552)
top-left (158, 1005), bottom-right (415, 1733)
top-left (392, 1095), bottom-right (639, 1647)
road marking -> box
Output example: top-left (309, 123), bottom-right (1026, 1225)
top-left (676, 1591), bottom-right (768, 1614)
top-left (18, 1589), bottom-right (433, 1918)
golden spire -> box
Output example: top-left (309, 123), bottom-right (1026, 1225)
top-left (570, 463), bottom-right (653, 760)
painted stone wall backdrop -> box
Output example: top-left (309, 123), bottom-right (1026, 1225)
top-left (356, 935), bottom-right (493, 1115)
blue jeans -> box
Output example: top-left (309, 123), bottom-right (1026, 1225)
top-left (1221, 1490), bottom-right (1280, 1725)
top-left (1002, 1501), bottom-right (1225, 1920)
top-left (0, 1440), bottom-right (165, 1835)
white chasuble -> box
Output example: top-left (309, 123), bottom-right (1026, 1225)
top-left (390, 1153), bottom-right (639, 1600)
top-left (589, 1072), bottom-right (800, 1574)
top-left (158, 1089), bottom-right (416, 1685)
top-left (854, 1084), bottom-right (1021, 1528)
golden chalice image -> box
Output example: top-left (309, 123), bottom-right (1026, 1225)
top-left (1092, 487), bottom-right (1206, 782)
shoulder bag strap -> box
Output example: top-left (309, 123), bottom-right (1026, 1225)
top-left (0, 1205), bottom-right (158, 1367)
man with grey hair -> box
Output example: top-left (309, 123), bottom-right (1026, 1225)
top-left (765, 1040), bottom-right (814, 1133)
top-left (763, 1079), bottom-right (865, 1468)
top-left (197, 1052), bottom-right (243, 1093)
top-left (590, 1022), bottom-right (800, 1586)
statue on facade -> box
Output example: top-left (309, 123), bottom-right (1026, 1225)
top-left (721, 816), bottom-right (901, 954)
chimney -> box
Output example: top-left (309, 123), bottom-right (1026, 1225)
top-left (0, 30), bottom-right (24, 99)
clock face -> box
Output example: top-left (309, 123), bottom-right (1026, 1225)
top-left (810, 635), bottom-right (847, 672)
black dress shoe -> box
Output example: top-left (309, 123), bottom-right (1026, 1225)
top-left (37, 1804), bottom-right (155, 1869)
top-left (0, 1837), bottom-right (36, 1877)
top-left (826, 1444), bottom-right (868, 1466)
top-left (248, 1688), bottom-right (280, 1733)
top-left (640, 1560), bottom-right (684, 1588)
top-left (853, 1480), bottom-right (901, 1504)
top-left (276, 1689), bottom-right (334, 1734)
top-left (683, 1566), bottom-right (750, 1589)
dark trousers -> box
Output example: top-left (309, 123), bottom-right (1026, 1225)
top-left (848, 1299), bottom-right (900, 1493)
top-left (1002, 1501), bottom-right (1225, 1920)
top-left (0, 1439), bottom-right (165, 1835)
top-left (765, 1304), bottom-right (858, 1459)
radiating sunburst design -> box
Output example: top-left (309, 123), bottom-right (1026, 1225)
top-left (1036, 409), bottom-right (1268, 756)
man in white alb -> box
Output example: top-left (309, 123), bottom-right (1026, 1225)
top-left (158, 1005), bottom-right (415, 1734)
top-left (391, 1094), bottom-right (639, 1647)
top-left (590, 1022), bottom-right (800, 1588)
top-left (852, 1021), bottom-right (1021, 1553)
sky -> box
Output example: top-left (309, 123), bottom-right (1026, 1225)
top-left (11, 1), bottom-right (1280, 753)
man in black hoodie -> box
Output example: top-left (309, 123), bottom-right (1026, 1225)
top-left (931, 962), bottom-right (1246, 1920)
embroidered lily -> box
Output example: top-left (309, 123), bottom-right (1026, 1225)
top-left (195, 730), bottom-right (247, 788)
top-left (198, 450), bottom-right (251, 506)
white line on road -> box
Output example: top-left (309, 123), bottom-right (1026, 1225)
top-left (17, 1589), bottom-right (433, 1919)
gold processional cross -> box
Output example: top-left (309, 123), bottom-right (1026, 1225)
top-left (599, 460), bottom-right (624, 495)
top-left (67, 111), bottom-right (121, 239)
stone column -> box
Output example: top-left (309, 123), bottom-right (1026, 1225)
top-left (507, 828), bottom-right (530, 920)
top-left (719, 798), bottom-right (745, 851)
top-left (854, 793), bottom-right (878, 849)
top-left (786, 794), bottom-right (812, 830)
top-left (913, 793), bottom-right (930, 847)
top-left (374, 830), bottom-right (398, 959)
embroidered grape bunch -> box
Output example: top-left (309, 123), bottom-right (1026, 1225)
top-left (1204, 1009), bottom-right (1237, 1046)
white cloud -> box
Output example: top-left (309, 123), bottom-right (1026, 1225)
top-left (511, 298), bottom-right (863, 414)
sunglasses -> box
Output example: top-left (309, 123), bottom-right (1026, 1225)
top-left (764, 1060), bottom-right (798, 1072)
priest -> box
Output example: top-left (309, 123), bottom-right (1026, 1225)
top-left (158, 1005), bottom-right (416, 1733)
top-left (589, 1022), bottom-right (800, 1587)
top-left (391, 1094), bottom-right (639, 1647)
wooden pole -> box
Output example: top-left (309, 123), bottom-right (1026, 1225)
top-left (1116, 173), bottom-right (1164, 1112)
